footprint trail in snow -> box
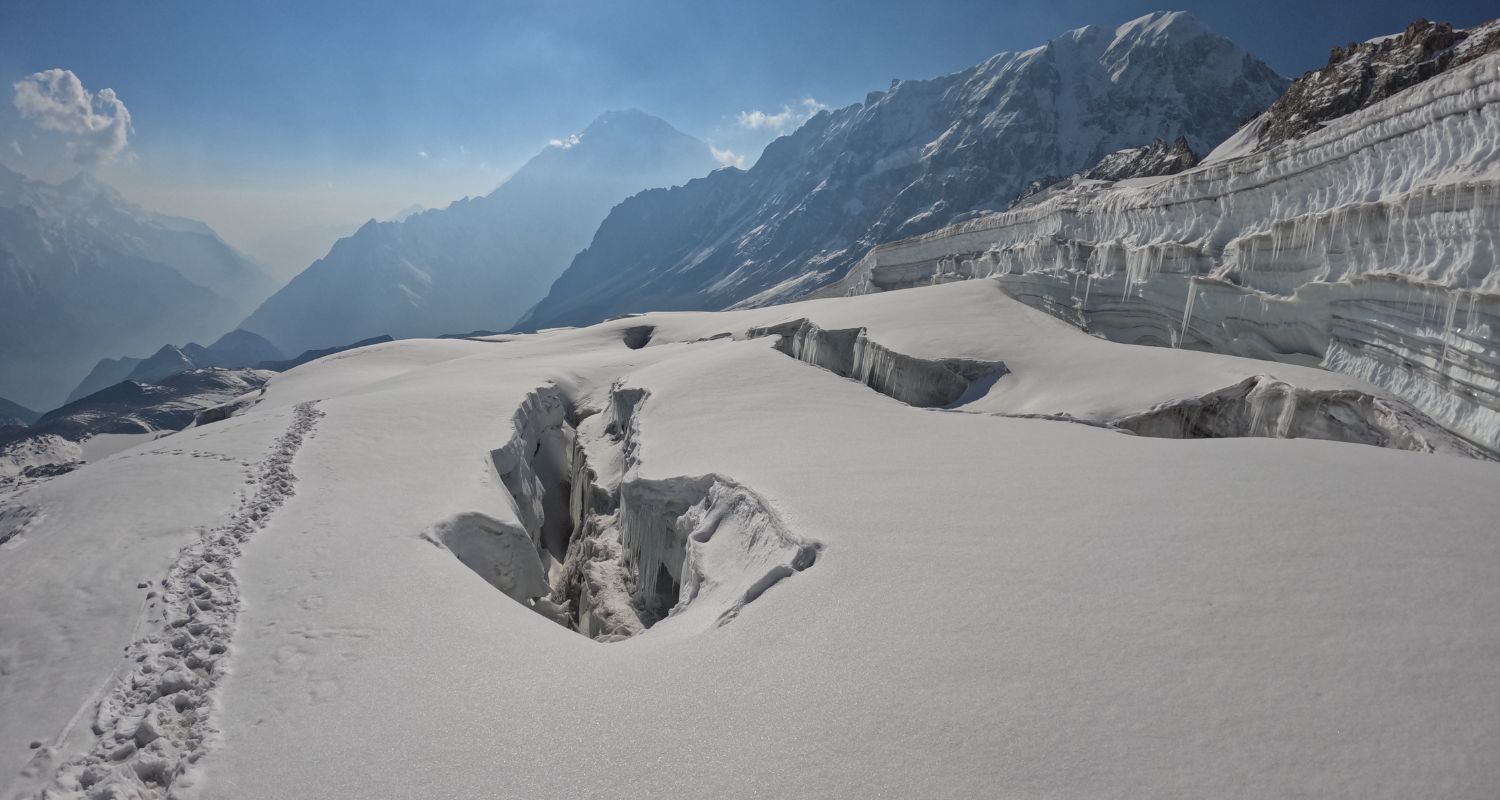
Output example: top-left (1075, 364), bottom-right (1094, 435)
top-left (31, 402), bottom-right (324, 799)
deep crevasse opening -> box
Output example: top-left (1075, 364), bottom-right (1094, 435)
top-left (427, 384), bottom-right (820, 641)
top-left (748, 318), bottom-right (1008, 408)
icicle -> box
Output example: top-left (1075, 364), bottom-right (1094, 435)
top-left (1275, 386), bottom-right (1297, 438)
top-left (1440, 291), bottom-right (1460, 368)
top-left (1178, 280), bottom-right (1198, 349)
top-left (1248, 387), bottom-right (1267, 437)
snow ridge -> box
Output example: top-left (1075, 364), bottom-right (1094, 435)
top-left (33, 402), bottom-right (323, 799)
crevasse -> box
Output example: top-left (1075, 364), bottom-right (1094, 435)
top-left (432, 384), bottom-right (819, 641)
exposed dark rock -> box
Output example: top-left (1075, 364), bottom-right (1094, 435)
top-left (1083, 137), bottom-right (1199, 181)
top-left (1260, 17), bottom-right (1500, 147)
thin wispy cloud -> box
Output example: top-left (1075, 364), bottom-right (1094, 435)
top-left (736, 97), bottom-right (828, 133)
top-left (711, 146), bottom-right (746, 169)
top-left (417, 150), bottom-right (429, 159)
top-left (12, 68), bottom-right (131, 165)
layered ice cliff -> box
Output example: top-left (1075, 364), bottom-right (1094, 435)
top-left (836, 37), bottom-right (1500, 454)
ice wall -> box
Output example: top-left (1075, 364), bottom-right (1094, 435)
top-left (1113, 374), bottom-right (1487, 456)
top-left (749, 319), bottom-right (1007, 408)
top-left (837, 53), bottom-right (1500, 454)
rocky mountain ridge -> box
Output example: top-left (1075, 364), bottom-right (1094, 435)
top-left (0, 165), bottom-right (275, 410)
top-left (517, 11), bottom-right (1287, 330)
top-left (240, 110), bottom-right (719, 355)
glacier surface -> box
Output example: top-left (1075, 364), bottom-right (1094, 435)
top-left (2, 280), bottom-right (1497, 799)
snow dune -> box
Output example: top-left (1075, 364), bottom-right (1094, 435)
top-left (2, 280), bottom-right (1497, 798)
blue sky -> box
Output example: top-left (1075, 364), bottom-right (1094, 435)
top-left (1, 0), bottom-right (1494, 249)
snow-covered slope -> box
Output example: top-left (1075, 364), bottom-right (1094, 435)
top-left (835, 24), bottom-right (1500, 455)
top-left (240, 110), bottom-right (718, 356)
top-left (252, 335), bottom-right (394, 373)
top-left (517, 11), bottom-right (1286, 330)
top-left (0, 368), bottom-right (274, 484)
top-left (0, 166), bottom-right (276, 411)
top-left (3, 280), bottom-right (1496, 799)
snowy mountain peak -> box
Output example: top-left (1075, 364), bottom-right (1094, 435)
top-left (0, 167), bottom-right (275, 409)
top-left (240, 109), bottom-right (718, 355)
top-left (1111, 10), bottom-right (1208, 45)
top-left (57, 169), bottom-right (114, 198)
top-left (584, 107), bottom-right (679, 133)
top-left (518, 13), bottom-right (1286, 330)
top-left (546, 109), bottom-right (688, 146)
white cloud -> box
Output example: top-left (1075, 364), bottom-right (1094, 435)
top-left (736, 97), bottom-right (828, 133)
top-left (12, 68), bottom-right (131, 165)
top-left (548, 133), bottom-right (582, 150)
top-left (711, 146), bottom-right (746, 169)
top-left (8, 140), bottom-right (21, 159)
top-left (417, 150), bottom-right (429, 159)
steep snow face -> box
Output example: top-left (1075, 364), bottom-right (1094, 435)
top-left (239, 110), bottom-right (719, 356)
top-left (4, 280), bottom-right (1497, 800)
top-left (837, 48), bottom-right (1500, 455)
top-left (517, 11), bottom-right (1285, 330)
top-left (0, 166), bottom-right (275, 411)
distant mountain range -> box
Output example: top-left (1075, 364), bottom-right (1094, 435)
top-left (240, 206), bottom-right (428, 285)
top-left (66, 329), bottom-right (284, 404)
top-left (0, 396), bottom-right (37, 429)
top-left (0, 165), bottom-right (275, 410)
top-left (516, 11), bottom-right (1286, 330)
top-left (240, 110), bottom-right (719, 356)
